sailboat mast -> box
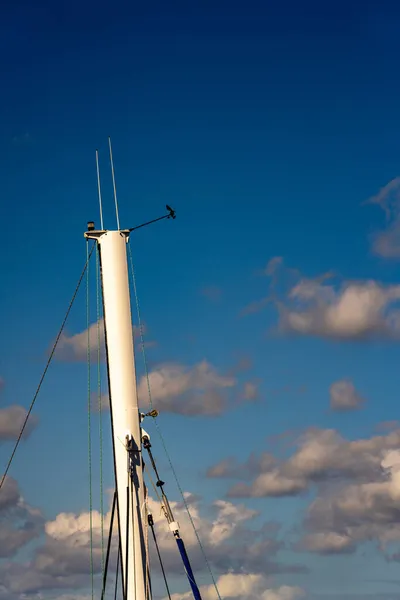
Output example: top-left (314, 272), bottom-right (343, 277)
top-left (85, 227), bottom-right (148, 600)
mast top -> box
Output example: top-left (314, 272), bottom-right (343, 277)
top-left (92, 141), bottom-right (176, 235)
top-left (84, 205), bottom-right (176, 240)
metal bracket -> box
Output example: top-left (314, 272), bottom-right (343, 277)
top-left (128, 205), bottom-right (176, 233)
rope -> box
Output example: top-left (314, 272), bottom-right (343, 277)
top-left (100, 491), bottom-right (117, 600)
top-left (127, 242), bottom-right (222, 600)
top-left (124, 484), bottom-right (130, 600)
top-left (0, 244), bottom-right (95, 495)
top-left (114, 544), bottom-right (120, 600)
top-left (144, 487), bottom-right (151, 600)
top-left (144, 463), bottom-right (163, 505)
top-left (129, 478), bottom-right (137, 599)
top-left (148, 514), bottom-right (172, 600)
top-left (96, 245), bottom-right (105, 574)
top-left (87, 241), bottom-right (94, 600)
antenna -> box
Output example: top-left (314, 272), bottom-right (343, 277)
top-left (108, 137), bottom-right (121, 230)
top-left (95, 149), bottom-right (104, 230)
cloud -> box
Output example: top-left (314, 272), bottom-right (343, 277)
top-left (367, 177), bottom-right (400, 258)
top-left (0, 405), bottom-right (38, 441)
top-left (241, 296), bottom-right (272, 316)
top-left (210, 424), bottom-right (400, 558)
top-left (243, 382), bottom-right (258, 401)
top-left (53, 596), bottom-right (92, 600)
top-left (297, 448), bottom-right (400, 555)
top-left (298, 531), bottom-right (355, 555)
top-left (0, 477), bottom-right (20, 512)
top-left (56, 319), bottom-right (105, 362)
top-left (0, 476), bottom-right (44, 558)
top-left (148, 492), bottom-right (295, 578)
top-left (90, 392), bottom-right (110, 413)
top-left (222, 427), bottom-right (400, 498)
top-left (280, 278), bottom-right (400, 340)
top-left (264, 256), bottom-right (284, 276)
top-left (137, 361), bottom-right (236, 416)
top-left (329, 379), bottom-right (365, 412)
top-left (0, 376), bottom-right (32, 444)
top-left (55, 319), bottom-right (151, 362)
top-left (145, 493), bottom-right (264, 573)
top-left (308, 595), bottom-right (400, 600)
top-left (168, 573), bottom-right (305, 600)
top-left (207, 453), bottom-right (277, 480)
top-left (201, 286), bottom-right (222, 302)
top-left (0, 489), bottom-right (304, 599)
top-left (0, 500), bottom-right (114, 595)
top-left (245, 257), bottom-right (400, 340)
top-left (91, 360), bottom-right (238, 417)
top-left (262, 587), bottom-right (305, 600)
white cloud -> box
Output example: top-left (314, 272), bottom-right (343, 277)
top-left (367, 177), bottom-right (400, 258)
top-left (262, 586), bottom-right (305, 600)
top-left (0, 489), bottom-right (298, 598)
top-left (0, 476), bottom-right (19, 511)
top-left (92, 360), bottom-right (237, 416)
top-left (208, 500), bottom-right (258, 544)
top-left (145, 494), bottom-right (259, 560)
top-left (245, 257), bottom-right (400, 340)
top-left (209, 426), bottom-right (400, 557)
top-left (0, 405), bottom-right (38, 441)
top-left (298, 448), bottom-right (400, 554)
top-left (225, 427), bottom-right (400, 498)
top-left (299, 531), bottom-right (354, 554)
top-left (56, 319), bottom-right (105, 361)
top-left (168, 573), bottom-right (305, 600)
top-left (55, 319), bottom-right (150, 362)
top-left (281, 279), bottom-right (400, 340)
top-left (207, 458), bottom-right (238, 478)
top-left (230, 472), bottom-right (306, 498)
top-left (137, 361), bottom-right (236, 416)
top-left (243, 382), bottom-right (258, 402)
top-left (329, 379), bottom-right (365, 411)
top-left (207, 453), bottom-right (277, 480)
top-left (0, 499), bottom-right (115, 595)
top-left (56, 319), bottom-right (105, 362)
top-left (264, 256), bottom-right (284, 276)
top-left (54, 596), bottom-right (92, 600)
top-left (0, 476), bottom-right (43, 558)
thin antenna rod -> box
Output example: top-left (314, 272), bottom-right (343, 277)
top-left (96, 149), bottom-right (104, 230)
top-left (108, 137), bottom-right (121, 230)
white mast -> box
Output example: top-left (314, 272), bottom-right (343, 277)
top-left (85, 226), bottom-right (148, 600)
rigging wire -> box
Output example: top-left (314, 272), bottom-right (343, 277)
top-left (95, 149), bottom-right (104, 231)
top-left (144, 463), bottom-right (163, 505)
top-left (129, 476), bottom-right (137, 599)
top-left (0, 244), bottom-right (96, 495)
top-left (108, 137), bottom-right (121, 230)
top-left (100, 491), bottom-right (117, 600)
top-left (148, 513), bottom-right (172, 600)
top-left (127, 242), bottom-right (222, 600)
top-left (114, 544), bottom-right (120, 600)
top-left (144, 488), bottom-right (152, 600)
top-left (87, 240), bottom-right (94, 600)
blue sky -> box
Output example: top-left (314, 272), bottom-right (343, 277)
top-left (2, 1), bottom-right (400, 599)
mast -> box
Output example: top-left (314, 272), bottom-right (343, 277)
top-left (84, 226), bottom-right (148, 600)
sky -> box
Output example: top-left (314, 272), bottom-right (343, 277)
top-left (3, 0), bottom-right (400, 599)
